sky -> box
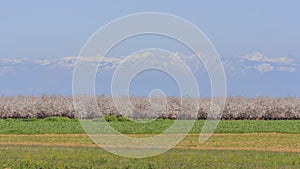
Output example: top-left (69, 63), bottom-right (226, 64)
top-left (0, 1), bottom-right (300, 97)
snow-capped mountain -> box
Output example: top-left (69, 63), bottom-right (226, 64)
top-left (0, 52), bottom-right (299, 97)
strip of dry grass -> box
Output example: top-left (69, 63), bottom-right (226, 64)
top-left (0, 133), bottom-right (299, 153)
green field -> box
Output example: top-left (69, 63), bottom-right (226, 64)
top-left (0, 117), bottom-right (299, 134)
top-left (1, 146), bottom-right (299, 169)
top-left (0, 117), bottom-right (299, 168)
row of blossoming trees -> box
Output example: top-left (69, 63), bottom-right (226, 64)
top-left (0, 95), bottom-right (299, 120)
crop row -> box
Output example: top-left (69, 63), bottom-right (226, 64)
top-left (0, 95), bottom-right (300, 120)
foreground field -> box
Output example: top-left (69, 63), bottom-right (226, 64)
top-left (1, 145), bottom-right (299, 169)
top-left (0, 118), bottom-right (299, 168)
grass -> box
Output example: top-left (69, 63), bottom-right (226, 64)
top-left (0, 133), bottom-right (299, 151)
top-left (0, 117), bottom-right (299, 134)
top-left (0, 145), bottom-right (299, 169)
top-left (0, 117), bottom-right (299, 168)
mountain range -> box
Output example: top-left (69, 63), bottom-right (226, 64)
top-left (0, 52), bottom-right (299, 97)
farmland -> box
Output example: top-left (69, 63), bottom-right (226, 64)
top-left (0, 117), bottom-right (299, 168)
top-left (1, 145), bottom-right (299, 168)
top-left (0, 118), bottom-right (299, 134)
top-left (0, 96), bottom-right (300, 168)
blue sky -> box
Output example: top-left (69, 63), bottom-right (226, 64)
top-left (0, 1), bottom-right (300, 97)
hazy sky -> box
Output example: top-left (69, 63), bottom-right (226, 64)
top-left (1, 1), bottom-right (299, 58)
top-left (0, 1), bottom-right (299, 97)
